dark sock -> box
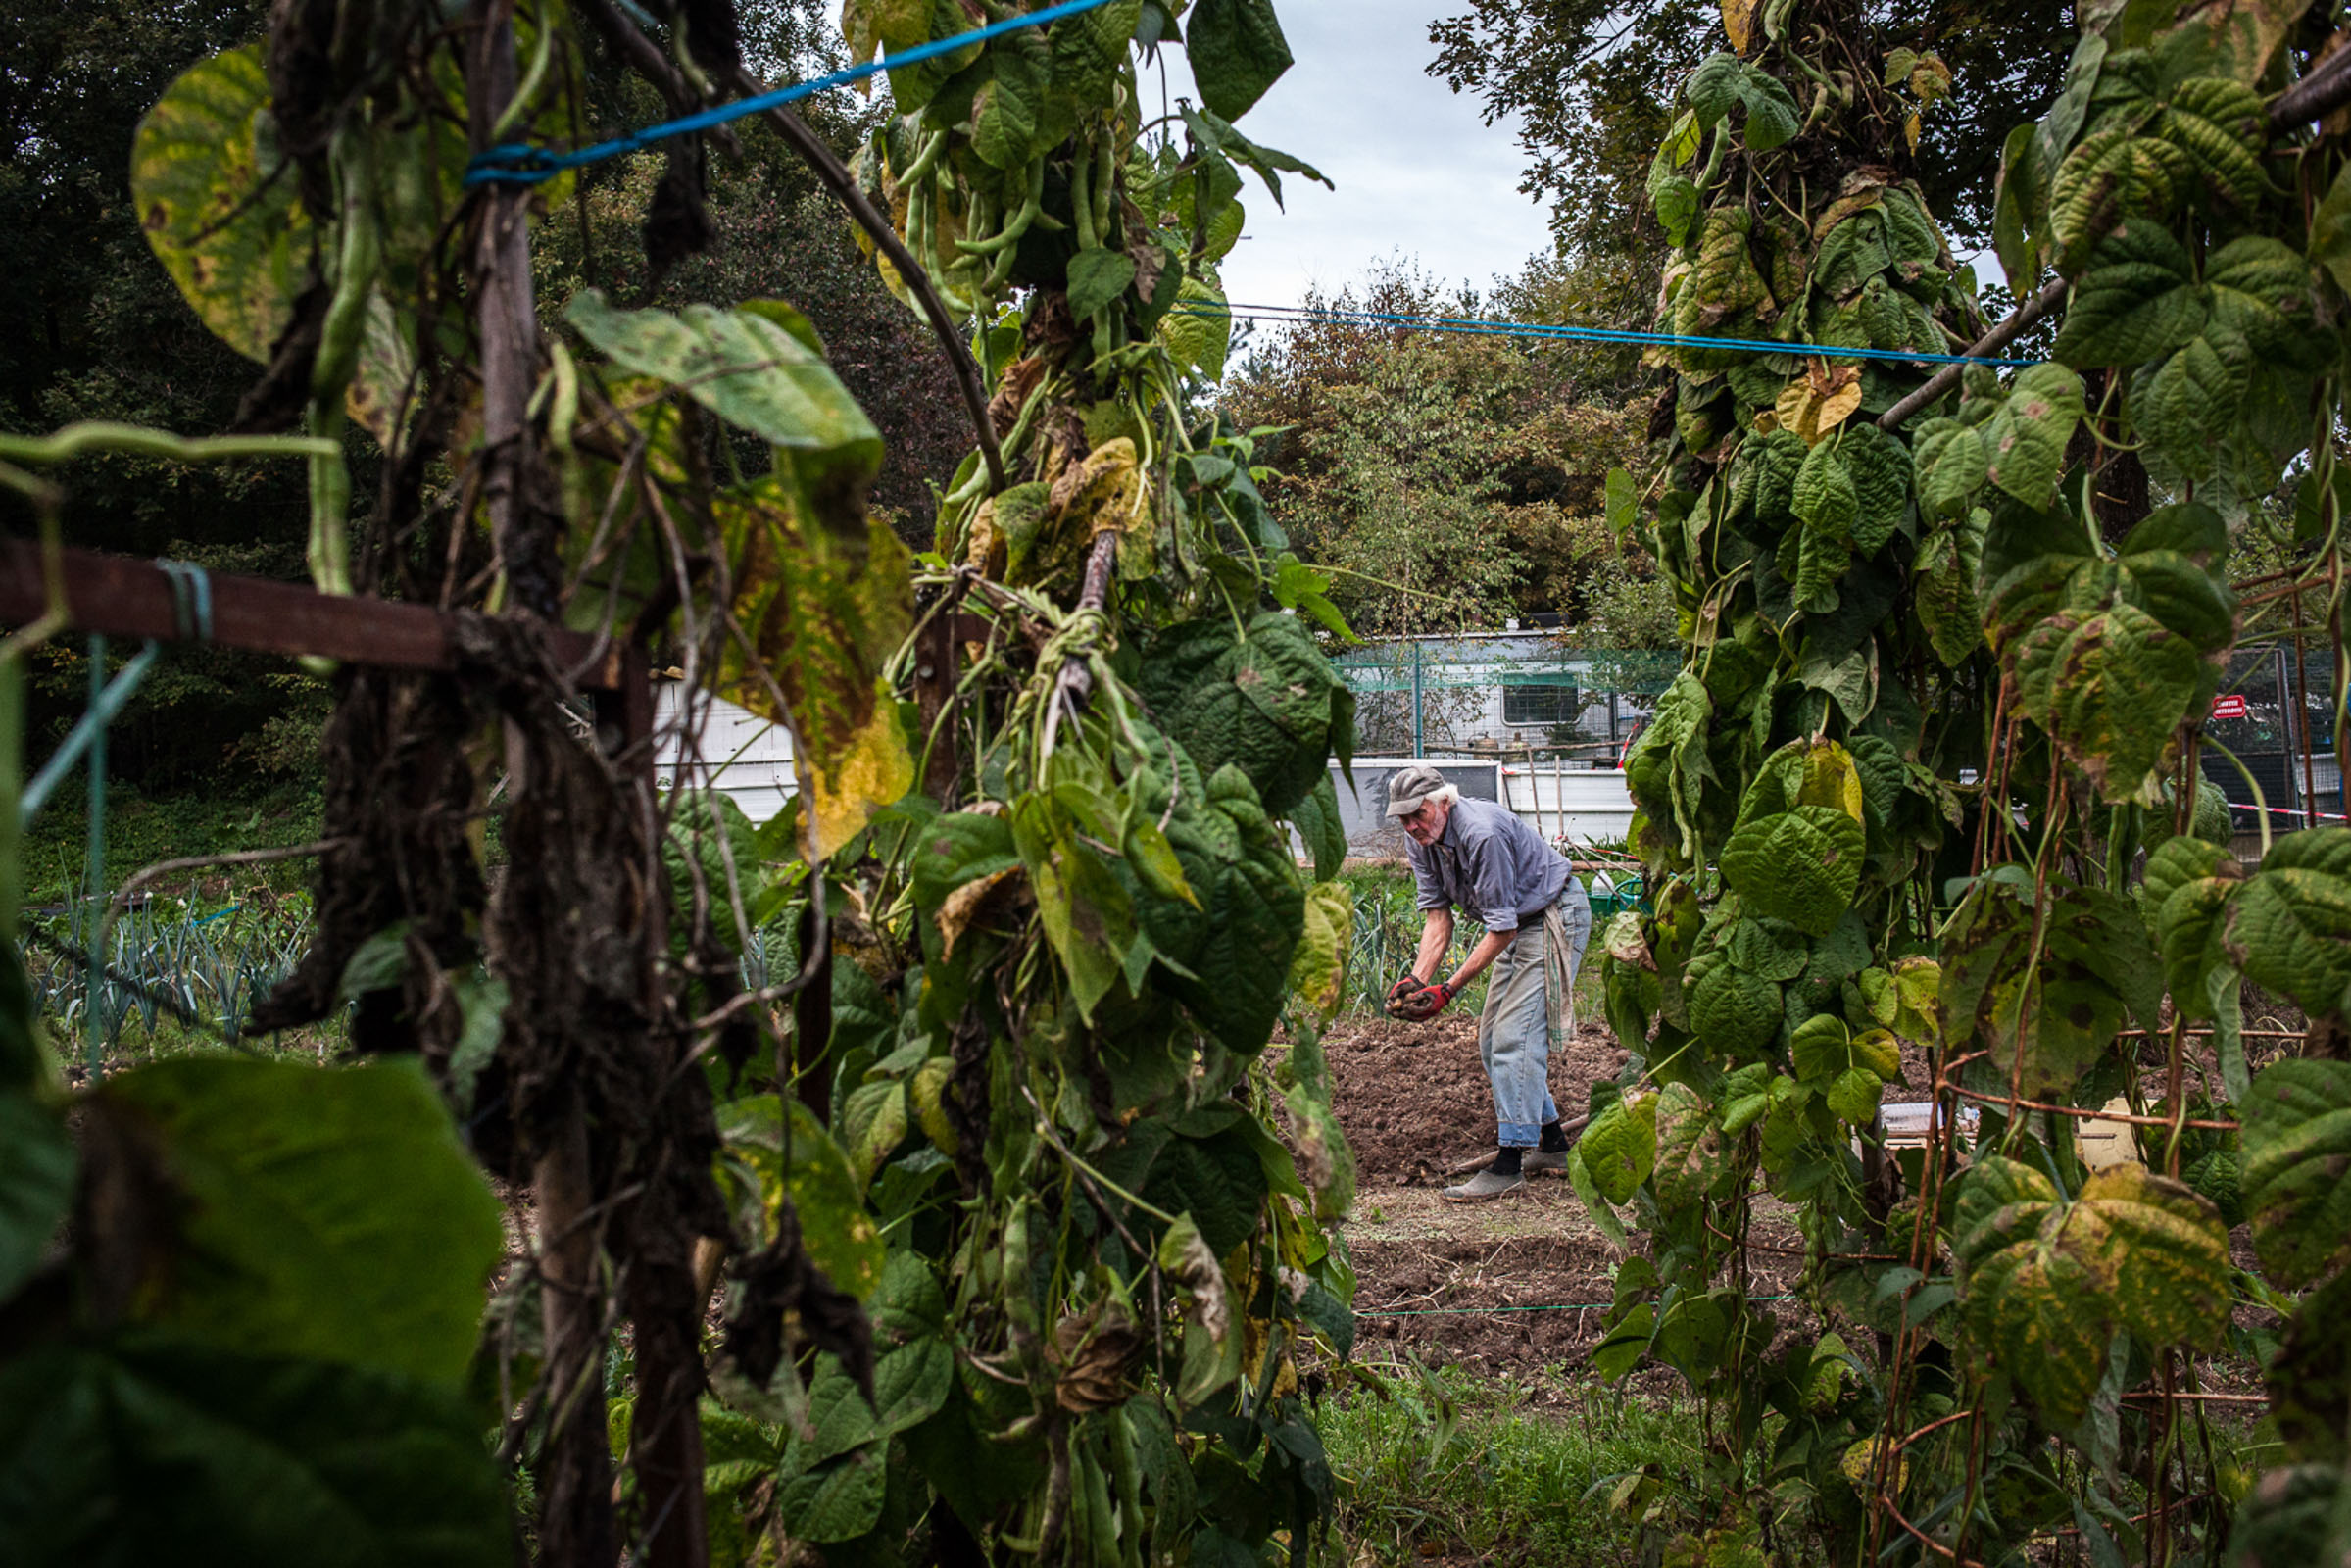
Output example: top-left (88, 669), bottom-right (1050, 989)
top-left (1490, 1146), bottom-right (1524, 1177)
top-left (1539, 1120), bottom-right (1569, 1152)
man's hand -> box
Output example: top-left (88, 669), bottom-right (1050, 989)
top-left (1384, 974), bottom-right (1431, 1017)
top-left (1393, 980), bottom-right (1455, 1021)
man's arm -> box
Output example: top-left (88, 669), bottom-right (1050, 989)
top-left (1444, 926), bottom-right (1516, 993)
top-left (1412, 907), bottom-right (1453, 983)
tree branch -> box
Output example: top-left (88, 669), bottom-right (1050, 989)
top-left (1056, 531), bottom-right (1119, 693)
top-left (1876, 276), bottom-right (2067, 431)
top-left (1880, 49), bottom-right (2351, 434)
top-left (570, 0), bottom-right (742, 161)
top-left (2273, 41), bottom-right (2351, 128)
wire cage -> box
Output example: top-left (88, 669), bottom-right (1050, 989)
top-left (1327, 634), bottom-right (1682, 764)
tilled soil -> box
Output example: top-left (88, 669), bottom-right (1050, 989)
top-left (1313, 1013), bottom-right (1804, 1388)
top-left (1326, 1011), bottom-right (1623, 1186)
top-left (1310, 1013), bottom-right (2280, 1399)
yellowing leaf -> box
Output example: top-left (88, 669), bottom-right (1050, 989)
top-left (1955, 1156), bottom-right (2229, 1427)
top-left (717, 1096), bottom-right (885, 1298)
top-left (937, 865), bottom-right (1021, 956)
top-left (1795, 739), bottom-right (1866, 824)
top-left (2160, 0), bottom-right (2304, 87)
top-left (344, 293), bottom-right (418, 448)
top-left (842, 1079), bottom-right (908, 1181)
top-left (130, 45), bottom-right (312, 364)
top-left (910, 1056), bottom-right (957, 1155)
top-left (963, 490), bottom-right (1007, 577)
top-left (803, 690), bottom-right (917, 860)
top-left (1053, 436), bottom-right (1151, 576)
top-left (1889, 956), bottom-right (1941, 1041)
top-left (1841, 1436), bottom-right (1909, 1494)
top-left (1286, 880), bottom-right (1353, 1021)
top-left (1774, 369), bottom-right (1863, 445)
top-left (1852, 1027), bottom-right (1902, 1079)
top-left (712, 477), bottom-right (916, 858)
top-left (1722, 0), bottom-right (1762, 54)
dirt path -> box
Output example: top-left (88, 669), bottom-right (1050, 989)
top-left (1312, 1012), bottom-right (1807, 1384)
top-left (1312, 1013), bottom-right (2277, 1401)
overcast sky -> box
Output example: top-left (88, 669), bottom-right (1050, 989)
top-left (1149, 1), bottom-right (1557, 309)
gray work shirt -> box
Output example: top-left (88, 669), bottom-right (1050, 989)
top-left (1406, 795), bottom-right (1585, 933)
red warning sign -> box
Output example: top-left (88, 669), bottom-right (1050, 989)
top-left (2210, 694), bottom-right (2249, 720)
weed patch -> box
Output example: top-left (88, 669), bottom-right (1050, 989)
top-left (1322, 1367), bottom-right (1706, 1566)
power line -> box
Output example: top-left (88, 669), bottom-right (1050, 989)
top-left (1177, 300), bottom-right (2039, 368)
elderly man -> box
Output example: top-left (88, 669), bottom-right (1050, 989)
top-left (1382, 762), bottom-right (1592, 1201)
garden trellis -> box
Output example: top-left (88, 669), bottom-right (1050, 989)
top-left (0, 534), bottom-right (654, 1061)
top-left (10, 0), bottom-right (2351, 1560)
top-left (0, 0), bottom-right (1363, 1564)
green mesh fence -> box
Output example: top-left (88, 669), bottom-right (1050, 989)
top-left (1329, 635), bottom-right (1682, 759)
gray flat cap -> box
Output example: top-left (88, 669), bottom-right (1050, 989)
top-left (1384, 762), bottom-right (1446, 817)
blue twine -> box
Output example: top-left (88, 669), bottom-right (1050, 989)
top-left (1179, 301), bottom-right (2039, 368)
top-left (465, 0), bottom-right (1118, 186)
top-left (158, 560), bottom-right (214, 643)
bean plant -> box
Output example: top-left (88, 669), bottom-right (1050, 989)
top-left (1587, 0), bottom-right (2351, 1561)
top-left (0, 1), bottom-right (1358, 1565)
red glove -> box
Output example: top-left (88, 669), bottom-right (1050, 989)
top-left (1394, 979), bottom-right (1456, 1021)
top-left (1385, 974), bottom-right (1431, 1015)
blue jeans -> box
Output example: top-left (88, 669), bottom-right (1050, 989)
top-left (1478, 898), bottom-right (1592, 1146)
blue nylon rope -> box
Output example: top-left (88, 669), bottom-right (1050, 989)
top-left (465, 0), bottom-right (1118, 186)
top-left (158, 560), bottom-right (215, 643)
top-left (1355, 1294), bottom-right (1796, 1318)
top-left (20, 563), bottom-right (208, 827)
top-left (1178, 300), bottom-right (2039, 368)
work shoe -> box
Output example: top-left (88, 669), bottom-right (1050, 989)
top-left (1441, 1168), bottom-right (1527, 1203)
top-left (1523, 1148), bottom-right (1570, 1178)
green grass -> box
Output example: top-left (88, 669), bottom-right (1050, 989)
top-left (1321, 1365), bottom-right (1708, 1566)
top-left (22, 777), bottom-right (324, 908)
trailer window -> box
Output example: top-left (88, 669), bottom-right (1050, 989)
top-left (1502, 681), bottom-right (1578, 727)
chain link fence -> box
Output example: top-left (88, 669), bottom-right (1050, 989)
top-left (1329, 634), bottom-right (1681, 762)
top-left (2201, 638), bottom-right (2342, 855)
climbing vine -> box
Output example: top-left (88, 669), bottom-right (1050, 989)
top-left (1596, 0), bottom-right (2351, 1560)
top-left (0, 1), bottom-right (1357, 1565)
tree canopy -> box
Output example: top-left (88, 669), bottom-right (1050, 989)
top-left (1427, 0), bottom-right (2079, 255)
top-left (1221, 262), bottom-right (1669, 644)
